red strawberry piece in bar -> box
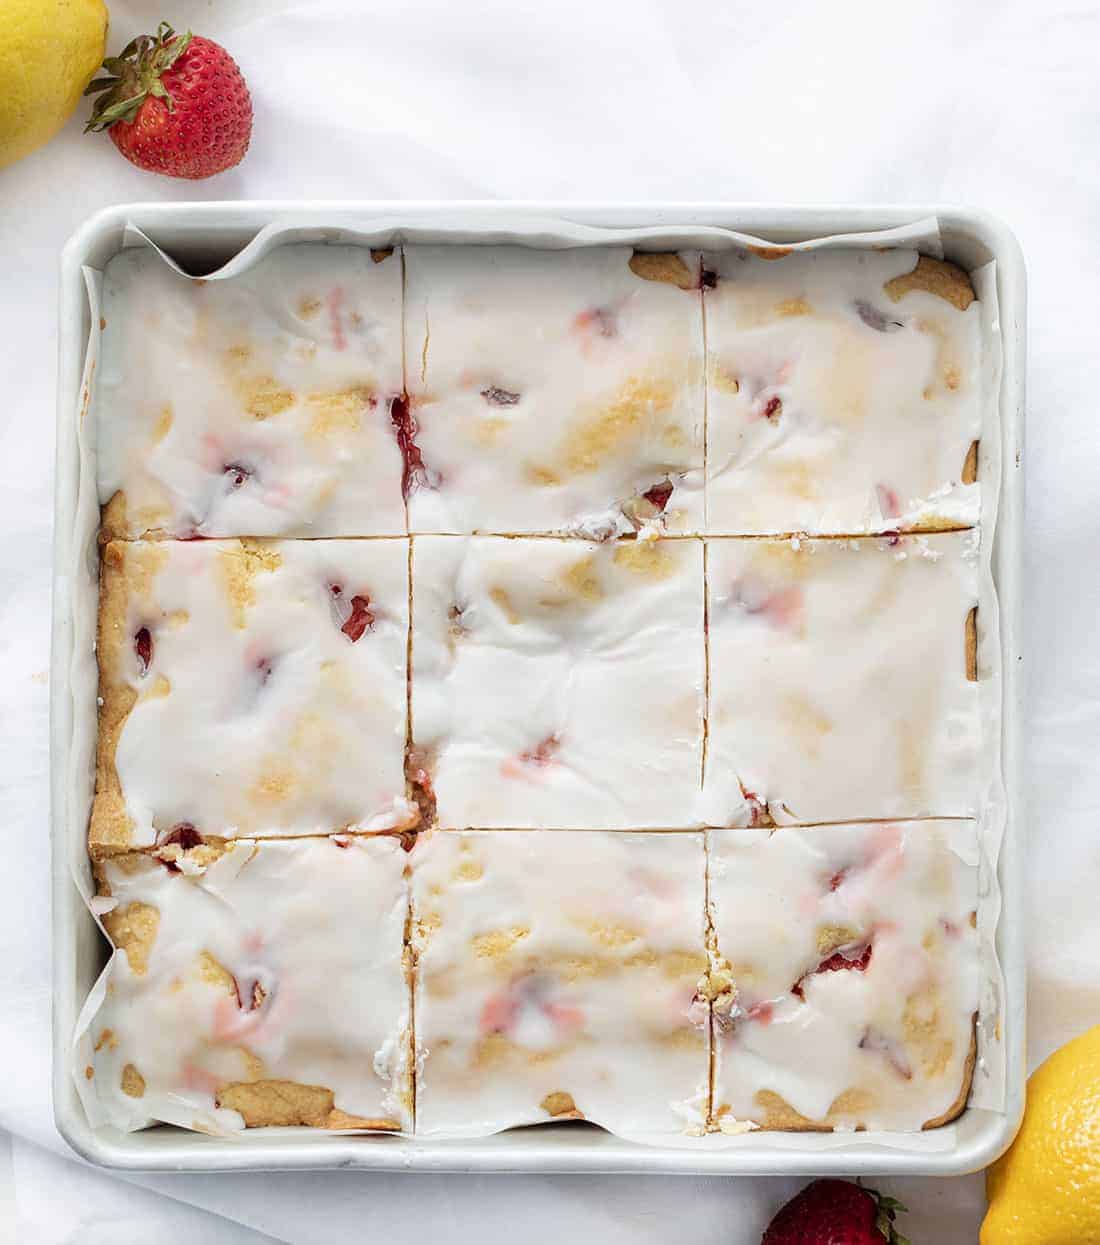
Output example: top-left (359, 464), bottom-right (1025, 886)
top-left (544, 1001), bottom-right (585, 1032)
top-left (747, 1000), bottom-right (775, 1024)
top-left (731, 578), bottom-right (804, 630)
top-left (389, 393), bottom-right (432, 499)
top-left (739, 784), bottom-right (773, 828)
top-left (642, 480), bottom-right (674, 513)
top-left (480, 973), bottom-right (583, 1039)
top-left (403, 746), bottom-right (437, 830)
top-left (329, 584), bottom-right (375, 641)
top-left (817, 944), bottom-right (873, 974)
top-left (134, 627), bottom-right (152, 674)
top-left (224, 462), bottom-right (252, 489)
top-left (160, 822), bottom-right (203, 850)
top-left (480, 987), bottom-right (520, 1035)
top-left (155, 822), bottom-right (203, 871)
top-left (519, 735), bottom-right (560, 767)
top-left (792, 942), bottom-right (872, 998)
top-left (342, 596), bottom-right (375, 642)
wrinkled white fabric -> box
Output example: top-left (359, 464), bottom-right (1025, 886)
top-left (1, 0), bottom-right (1097, 1239)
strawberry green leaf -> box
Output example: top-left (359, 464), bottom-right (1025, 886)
top-left (83, 24), bottom-right (195, 133)
top-left (867, 1186), bottom-right (910, 1245)
top-left (83, 76), bottom-right (120, 97)
top-left (160, 31), bottom-right (193, 72)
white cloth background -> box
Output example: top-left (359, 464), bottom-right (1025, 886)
top-left (1, 0), bottom-right (1097, 1238)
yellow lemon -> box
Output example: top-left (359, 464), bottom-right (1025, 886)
top-left (0, 0), bottom-right (109, 170)
top-left (982, 1024), bottom-right (1100, 1244)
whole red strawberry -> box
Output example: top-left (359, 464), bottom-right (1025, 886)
top-left (84, 22), bottom-right (251, 179)
top-left (762, 1179), bottom-right (911, 1245)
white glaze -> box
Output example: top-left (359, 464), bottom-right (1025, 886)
top-left (707, 822), bottom-right (980, 1130)
top-left (102, 539), bottom-right (410, 845)
top-left (411, 830), bottom-right (709, 1138)
top-left (96, 245), bottom-right (405, 536)
top-left (411, 535), bottom-right (705, 828)
top-left (704, 248), bottom-right (981, 534)
top-left (89, 836), bottom-right (411, 1133)
top-left (404, 246), bottom-right (705, 534)
top-left (702, 532), bottom-right (980, 826)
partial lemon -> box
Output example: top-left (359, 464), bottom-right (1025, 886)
top-left (0, 0), bottom-right (109, 170)
top-left (982, 1024), bottom-right (1100, 1244)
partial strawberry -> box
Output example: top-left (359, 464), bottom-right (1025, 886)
top-left (761, 1179), bottom-right (911, 1245)
top-left (85, 22), bottom-right (251, 179)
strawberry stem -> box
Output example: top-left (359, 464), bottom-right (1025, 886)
top-left (84, 23), bottom-right (194, 132)
top-left (861, 1183), bottom-right (911, 1245)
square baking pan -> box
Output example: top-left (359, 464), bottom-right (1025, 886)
top-left (51, 201), bottom-right (1026, 1175)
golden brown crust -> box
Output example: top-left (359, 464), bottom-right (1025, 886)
top-left (218, 539), bottom-right (282, 628)
top-left (921, 1023), bottom-right (977, 1129)
top-left (326, 1108), bottom-right (402, 1131)
top-left (540, 1090), bottom-right (584, 1119)
top-left (714, 1014), bottom-right (979, 1133)
top-left (215, 1079), bottom-right (400, 1130)
top-left (218, 1080), bottom-right (334, 1127)
top-left (884, 255), bottom-right (976, 311)
top-left (628, 252), bottom-right (696, 290)
top-left (156, 838), bottom-right (233, 870)
top-left (966, 606), bottom-right (978, 682)
top-left (120, 1063), bottom-right (146, 1098)
top-left (745, 1088), bottom-right (871, 1133)
top-left (100, 490), bottom-right (175, 542)
top-left (99, 491), bottom-right (130, 544)
top-left (962, 440), bottom-right (979, 485)
top-left (747, 244), bottom-right (794, 261)
top-left (102, 901), bottom-right (160, 975)
top-left (90, 542), bottom-right (138, 858)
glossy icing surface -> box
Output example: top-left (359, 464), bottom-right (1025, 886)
top-left (89, 836), bottom-right (412, 1133)
top-left (704, 249), bottom-right (981, 534)
top-left (411, 535), bottom-right (705, 828)
top-left (707, 822), bottom-right (980, 1131)
top-left (83, 240), bottom-right (995, 1144)
top-left (92, 538), bottom-right (410, 851)
top-left (702, 532), bottom-right (981, 826)
top-left (411, 829), bottom-right (709, 1138)
top-left (404, 246), bottom-right (705, 536)
top-left (96, 245), bottom-right (405, 537)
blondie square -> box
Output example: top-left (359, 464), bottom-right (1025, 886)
top-left (403, 245), bottom-right (705, 536)
top-left (411, 829), bottom-right (709, 1138)
top-left (87, 835), bottom-right (412, 1133)
top-left (91, 538), bottom-right (410, 855)
top-left (703, 532), bottom-right (980, 826)
top-left (706, 821), bottom-right (979, 1132)
top-left (704, 250), bottom-right (981, 535)
top-left (411, 535), bottom-right (705, 828)
top-left (96, 244), bottom-right (405, 538)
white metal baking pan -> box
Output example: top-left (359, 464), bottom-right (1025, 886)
top-left (52, 202), bottom-right (1026, 1175)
